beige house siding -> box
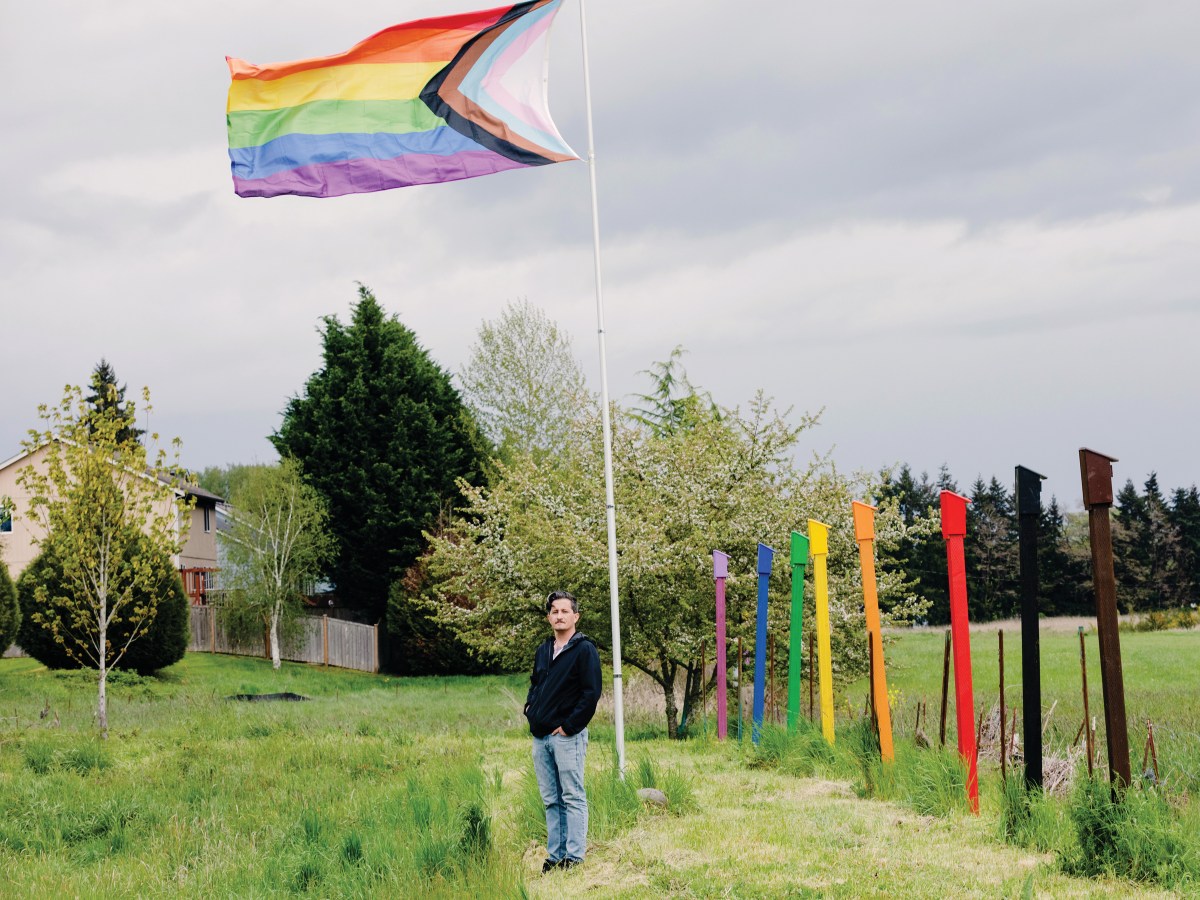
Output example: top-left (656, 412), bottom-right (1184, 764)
top-left (0, 444), bottom-right (218, 580)
top-left (0, 447), bottom-right (42, 578)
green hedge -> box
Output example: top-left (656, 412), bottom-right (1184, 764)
top-left (0, 559), bottom-right (19, 654)
top-left (17, 537), bottom-right (188, 675)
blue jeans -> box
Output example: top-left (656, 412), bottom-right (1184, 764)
top-left (532, 729), bottom-right (588, 862)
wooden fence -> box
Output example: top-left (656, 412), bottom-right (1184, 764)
top-left (188, 607), bottom-right (380, 673)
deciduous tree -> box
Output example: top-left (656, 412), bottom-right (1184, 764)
top-left (420, 365), bottom-right (927, 737)
top-left (16, 384), bottom-right (191, 737)
top-left (218, 460), bottom-right (334, 669)
top-left (458, 299), bottom-right (589, 464)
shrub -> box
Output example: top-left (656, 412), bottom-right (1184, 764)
top-left (0, 557), bottom-right (19, 654)
top-left (386, 566), bottom-right (504, 676)
top-left (17, 535), bottom-right (189, 674)
top-left (999, 775), bottom-right (1063, 852)
top-left (1122, 608), bottom-right (1199, 632)
top-left (1061, 777), bottom-right (1200, 889)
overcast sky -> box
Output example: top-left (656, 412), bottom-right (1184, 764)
top-left (2, 0), bottom-right (1197, 509)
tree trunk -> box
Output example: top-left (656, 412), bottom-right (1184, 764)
top-left (98, 628), bottom-right (109, 740)
top-left (659, 659), bottom-right (680, 738)
top-left (679, 662), bottom-right (700, 734)
top-left (270, 606), bottom-right (282, 670)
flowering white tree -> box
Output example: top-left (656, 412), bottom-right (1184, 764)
top-left (422, 380), bottom-right (929, 737)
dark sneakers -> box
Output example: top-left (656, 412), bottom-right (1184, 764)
top-left (542, 858), bottom-right (583, 874)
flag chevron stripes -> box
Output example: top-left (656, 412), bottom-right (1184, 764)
top-left (227, 0), bottom-right (576, 199)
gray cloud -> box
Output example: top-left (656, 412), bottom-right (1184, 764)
top-left (1, 0), bottom-right (1198, 506)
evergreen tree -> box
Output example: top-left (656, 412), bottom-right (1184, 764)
top-left (965, 476), bottom-right (1018, 621)
top-left (876, 464), bottom-right (949, 624)
top-left (17, 530), bottom-right (189, 675)
top-left (271, 285), bottom-right (487, 662)
top-left (1114, 474), bottom-right (1175, 611)
top-left (1168, 485), bottom-right (1200, 607)
top-left (1038, 496), bottom-right (1092, 616)
top-left (0, 557), bottom-right (19, 655)
top-left (84, 359), bottom-right (144, 446)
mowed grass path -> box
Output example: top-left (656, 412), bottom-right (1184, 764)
top-left (0, 642), bottom-right (1189, 898)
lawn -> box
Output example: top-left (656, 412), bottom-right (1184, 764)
top-left (0, 631), bottom-right (1196, 897)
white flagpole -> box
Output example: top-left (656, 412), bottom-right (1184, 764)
top-left (577, 0), bottom-right (625, 775)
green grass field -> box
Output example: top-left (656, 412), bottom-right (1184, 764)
top-left (848, 626), bottom-right (1200, 794)
top-left (0, 627), bottom-right (1196, 897)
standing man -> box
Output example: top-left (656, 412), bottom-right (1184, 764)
top-left (525, 590), bottom-right (603, 873)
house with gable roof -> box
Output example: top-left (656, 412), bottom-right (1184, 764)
top-left (0, 443), bottom-right (222, 604)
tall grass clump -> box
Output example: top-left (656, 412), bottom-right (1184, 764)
top-left (519, 754), bottom-right (643, 847)
top-left (999, 775), bottom-right (1063, 852)
top-left (890, 743), bottom-right (969, 817)
top-left (630, 754), bottom-right (697, 815)
top-left (1060, 777), bottom-right (1200, 890)
top-left (748, 720), bottom-right (838, 778)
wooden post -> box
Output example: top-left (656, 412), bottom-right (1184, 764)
top-left (788, 532), bottom-right (809, 732)
top-left (853, 501), bottom-right (894, 762)
top-left (701, 639), bottom-right (707, 739)
top-left (808, 519), bottom-right (836, 745)
top-left (210, 605), bottom-right (217, 653)
top-left (1016, 465), bottom-right (1045, 789)
top-left (323, 615), bottom-right (330, 667)
top-left (808, 631), bottom-right (816, 722)
top-left (1079, 448), bottom-right (1132, 791)
top-left (752, 543), bottom-right (775, 744)
top-left (713, 551), bottom-right (729, 740)
top-left (939, 629), bottom-right (951, 747)
top-left (999, 630), bottom-right (1006, 780)
top-left (867, 633), bottom-right (878, 739)
top-left (737, 635), bottom-right (743, 743)
top-left (941, 490), bottom-right (979, 813)
top-left (768, 632), bottom-right (776, 725)
top-left (1079, 627), bottom-right (1093, 777)
top-left (373, 621), bottom-right (381, 674)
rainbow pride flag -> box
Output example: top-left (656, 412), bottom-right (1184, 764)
top-left (227, 0), bottom-right (577, 198)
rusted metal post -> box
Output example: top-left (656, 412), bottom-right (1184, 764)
top-left (941, 489), bottom-right (979, 813)
top-left (713, 550), bottom-right (729, 740)
top-left (1079, 627), bottom-right (1093, 777)
top-left (939, 629), bottom-right (951, 747)
top-left (1016, 465), bottom-right (1045, 789)
top-left (1147, 721), bottom-right (1159, 782)
top-left (999, 630), bottom-right (1006, 780)
top-left (1079, 448), bottom-right (1132, 791)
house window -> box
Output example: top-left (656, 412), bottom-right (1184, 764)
top-left (203, 506), bottom-right (211, 533)
top-left (0, 509), bottom-right (11, 534)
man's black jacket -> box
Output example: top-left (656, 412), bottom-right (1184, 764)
top-left (524, 632), bottom-right (602, 738)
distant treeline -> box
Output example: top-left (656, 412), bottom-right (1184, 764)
top-left (877, 466), bottom-right (1200, 624)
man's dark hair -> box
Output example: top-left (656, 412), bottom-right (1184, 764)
top-left (546, 590), bottom-right (577, 614)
